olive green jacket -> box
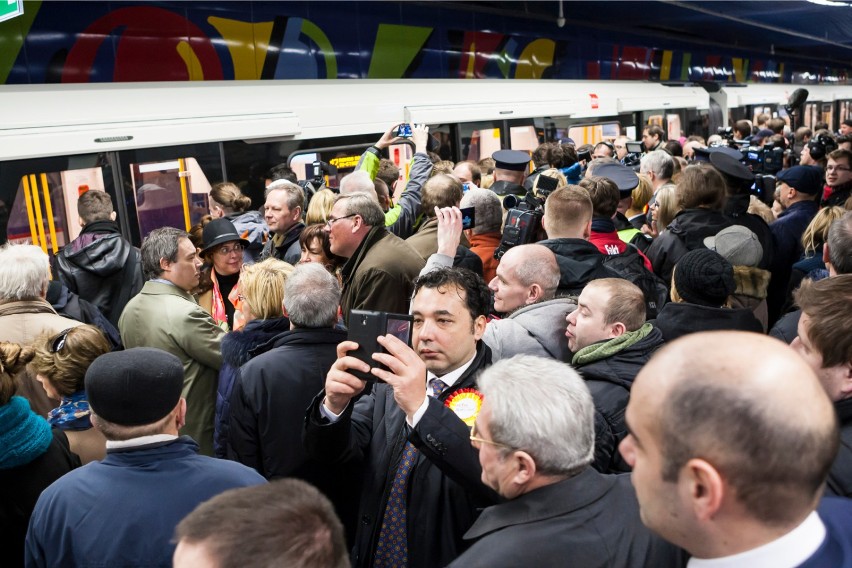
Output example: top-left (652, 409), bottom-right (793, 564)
top-left (118, 281), bottom-right (224, 456)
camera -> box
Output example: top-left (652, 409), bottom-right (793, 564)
top-left (742, 142), bottom-right (784, 175)
top-left (494, 191), bottom-right (545, 260)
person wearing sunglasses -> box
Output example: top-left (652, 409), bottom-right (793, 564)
top-left (449, 355), bottom-right (684, 568)
top-left (197, 218), bottom-right (251, 331)
top-left (30, 325), bottom-right (112, 464)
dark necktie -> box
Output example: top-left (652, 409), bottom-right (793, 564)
top-left (373, 378), bottom-right (448, 567)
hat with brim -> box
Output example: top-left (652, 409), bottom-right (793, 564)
top-left (200, 218), bottom-right (250, 254)
top-left (593, 162), bottom-right (639, 196)
top-left (492, 149), bottom-right (531, 172)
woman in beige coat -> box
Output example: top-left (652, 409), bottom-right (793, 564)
top-left (30, 325), bottom-right (111, 464)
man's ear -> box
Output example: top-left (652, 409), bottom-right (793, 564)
top-left (472, 314), bottom-right (487, 341)
top-left (160, 257), bottom-right (171, 274)
top-left (511, 450), bottom-right (538, 487)
top-left (110, 211), bottom-right (117, 221)
top-left (528, 283), bottom-right (544, 304)
top-left (609, 322), bottom-right (627, 338)
top-left (684, 458), bottom-right (724, 522)
top-left (582, 219), bottom-right (592, 240)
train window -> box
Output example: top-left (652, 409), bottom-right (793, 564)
top-left (821, 103), bottom-right (834, 130)
top-left (458, 121), bottom-right (503, 162)
top-left (563, 122), bottom-right (622, 146)
top-left (128, 158), bottom-right (212, 239)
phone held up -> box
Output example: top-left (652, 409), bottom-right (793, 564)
top-left (347, 310), bottom-right (414, 381)
top-left (393, 124), bottom-right (413, 138)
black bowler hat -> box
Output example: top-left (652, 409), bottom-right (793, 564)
top-left (492, 149), bottom-right (531, 172)
top-left (593, 162), bottom-right (639, 196)
top-left (200, 218), bottom-right (250, 254)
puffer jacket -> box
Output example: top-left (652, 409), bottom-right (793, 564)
top-left (54, 220), bottom-right (143, 325)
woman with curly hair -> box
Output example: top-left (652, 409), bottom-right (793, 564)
top-left (30, 324), bottom-right (112, 463)
top-left (0, 342), bottom-right (79, 564)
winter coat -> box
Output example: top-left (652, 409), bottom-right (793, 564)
top-left (46, 281), bottom-right (122, 350)
top-left (213, 317), bottom-right (291, 458)
top-left (118, 282), bottom-right (225, 456)
top-left (303, 342), bottom-right (498, 568)
top-left (0, 300), bottom-right (82, 417)
top-left (260, 222), bottom-right (303, 265)
top-left (406, 217), bottom-right (483, 277)
top-left (226, 210), bottom-right (268, 263)
top-left (53, 220), bottom-right (143, 326)
top-left (724, 194), bottom-right (775, 270)
top-left (826, 398), bottom-right (852, 498)
top-left (652, 302), bottom-right (763, 342)
top-left (539, 238), bottom-right (608, 296)
top-left (823, 180), bottom-right (852, 208)
top-left (482, 298), bottom-right (575, 362)
top-left (767, 200), bottom-right (820, 323)
top-left (646, 208), bottom-right (733, 284)
top-left (729, 265), bottom-right (772, 332)
top-left (1, 420), bottom-right (79, 566)
top-left (340, 226), bottom-right (425, 326)
top-left (25, 437), bottom-right (265, 568)
top-left (770, 309), bottom-right (801, 344)
top-left (449, 469), bottom-right (687, 568)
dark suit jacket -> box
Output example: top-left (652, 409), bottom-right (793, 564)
top-left (448, 469), bottom-right (687, 568)
top-left (303, 342), bottom-right (496, 568)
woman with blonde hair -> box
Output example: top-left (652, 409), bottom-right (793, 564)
top-left (785, 206), bottom-right (846, 299)
top-left (208, 182), bottom-right (268, 262)
top-left (214, 258), bottom-right (294, 457)
top-left (305, 188), bottom-right (336, 225)
top-left (1, 342), bottom-right (79, 564)
top-left (30, 324), bottom-right (112, 463)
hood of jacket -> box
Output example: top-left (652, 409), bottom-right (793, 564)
top-left (227, 210), bottom-right (268, 248)
top-left (58, 231), bottom-right (134, 278)
top-left (539, 238), bottom-right (606, 294)
top-left (575, 326), bottom-right (664, 389)
top-left (732, 265), bottom-right (771, 299)
top-left (653, 301), bottom-right (762, 342)
top-left (221, 317), bottom-right (291, 368)
top-left (504, 298), bottom-right (576, 361)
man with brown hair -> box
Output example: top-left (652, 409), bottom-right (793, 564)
top-left (54, 190), bottom-right (143, 325)
top-left (824, 148), bottom-right (852, 207)
top-left (539, 185), bottom-right (609, 296)
top-left (174, 479), bottom-right (348, 568)
top-left (566, 278), bottom-right (664, 472)
top-left (793, 275), bottom-right (852, 497)
top-left (621, 331), bottom-right (852, 566)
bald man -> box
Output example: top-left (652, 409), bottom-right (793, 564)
top-left (620, 331), bottom-right (852, 567)
top-left (483, 244), bottom-right (574, 362)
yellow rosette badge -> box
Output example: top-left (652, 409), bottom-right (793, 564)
top-left (444, 388), bottom-right (483, 427)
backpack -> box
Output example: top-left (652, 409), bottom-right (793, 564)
top-left (599, 247), bottom-right (669, 319)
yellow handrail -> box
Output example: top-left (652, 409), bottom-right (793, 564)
top-left (28, 174), bottom-right (48, 253)
top-left (178, 158), bottom-right (191, 231)
top-left (41, 173), bottom-right (59, 254)
top-left (21, 176), bottom-right (39, 246)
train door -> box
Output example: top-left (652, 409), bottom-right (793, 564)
top-left (458, 121), bottom-right (504, 163)
top-left (838, 100), bottom-right (852, 131)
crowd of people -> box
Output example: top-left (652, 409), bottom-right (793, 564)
top-left (1, 118), bottom-right (851, 567)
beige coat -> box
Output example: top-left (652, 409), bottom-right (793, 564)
top-left (118, 282), bottom-right (224, 456)
top-left (0, 299), bottom-right (82, 416)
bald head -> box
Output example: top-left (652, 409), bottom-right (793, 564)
top-left (634, 332), bottom-right (837, 526)
top-left (489, 244), bottom-right (559, 313)
top-left (340, 171), bottom-right (379, 202)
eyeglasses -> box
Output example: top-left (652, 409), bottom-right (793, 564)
top-left (215, 243), bottom-right (245, 256)
top-left (826, 165), bottom-right (851, 173)
top-left (325, 214), bottom-right (357, 227)
top-left (51, 328), bottom-right (74, 353)
top-left (470, 420), bottom-right (515, 450)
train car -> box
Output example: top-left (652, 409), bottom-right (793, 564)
top-left (0, 79), bottom-right (710, 249)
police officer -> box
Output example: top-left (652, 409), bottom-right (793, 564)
top-left (490, 149), bottom-right (530, 197)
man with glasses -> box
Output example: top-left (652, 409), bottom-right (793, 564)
top-left (448, 355), bottom-right (684, 567)
top-left (119, 227), bottom-right (224, 456)
top-left (324, 192), bottom-right (424, 325)
top-left (824, 149), bottom-right (852, 207)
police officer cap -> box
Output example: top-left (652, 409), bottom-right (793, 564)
top-left (709, 151), bottom-right (754, 182)
top-left (492, 149), bottom-right (531, 172)
top-left (593, 162), bottom-right (639, 195)
top-left (693, 145), bottom-right (744, 163)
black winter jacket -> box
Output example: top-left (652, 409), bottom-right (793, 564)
top-left (303, 342), bottom-right (498, 568)
top-left (577, 327), bottom-right (665, 473)
top-left (826, 398), bottom-right (852, 498)
top-left (54, 220), bottom-right (143, 326)
top-left (724, 194), bottom-right (774, 270)
top-left (653, 302), bottom-right (763, 342)
top-left (539, 238), bottom-right (609, 296)
top-left (214, 317), bottom-right (291, 458)
top-left (646, 208), bottom-right (732, 284)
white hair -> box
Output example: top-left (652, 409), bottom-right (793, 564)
top-left (478, 355), bottom-right (595, 475)
top-left (460, 188), bottom-right (502, 234)
top-left (0, 244), bottom-right (50, 300)
top-left (339, 171), bottom-right (378, 201)
top-left (284, 263), bottom-right (340, 328)
top-left (639, 150), bottom-right (674, 179)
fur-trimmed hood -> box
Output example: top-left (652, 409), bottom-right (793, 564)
top-left (220, 317), bottom-right (291, 369)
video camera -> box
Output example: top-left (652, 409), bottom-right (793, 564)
top-left (494, 190), bottom-right (545, 260)
top-left (298, 160), bottom-right (339, 206)
top-left (621, 141), bottom-right (644, 170)
top-left (742, 142), bottom-right (785, 175)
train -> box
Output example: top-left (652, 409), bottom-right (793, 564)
top-left (1, 79), bottom-right (851, 252)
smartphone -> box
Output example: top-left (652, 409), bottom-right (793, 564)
top-left (460, 206), bottom-right (476, 230)
top-left (347, 310), bottom-right (414, 381)
top-left (626, 141), bottom-right (644, 154)
top-left (578, 149), bottom-right (592, 162)
top-left (393, 124), bottom-right (413, 138)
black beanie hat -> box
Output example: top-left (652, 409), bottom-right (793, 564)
top-left (674, 248), bottom-right (736, 307)
top-left (86, 348), bottom-right (184, 426)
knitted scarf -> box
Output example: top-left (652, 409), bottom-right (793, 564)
top-left (572, 322), bottom-right (654, 367)
top-left (47, 390), bottom-right (92, 431)
top-left (0, 396), bottom-right (53, 469)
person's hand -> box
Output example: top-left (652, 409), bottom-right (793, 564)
top-left (411, 124), bottom-right (429, 154)
top-left (371, 334), bottom-right (428, 421)
top-left (323, 341), bottom-right (369, 415)
top-left (435, 206), bottom-right (462, 257)
top-left (375, 124), bottom-right (405, 150)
